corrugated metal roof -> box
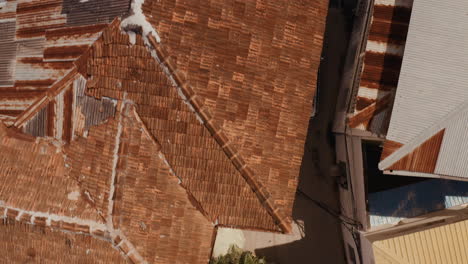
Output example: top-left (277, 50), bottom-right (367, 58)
top-left (387, 129), bottom-right (444, 173)
top-left (0, 20), bottom-right (16, 87)
top-left (347, 0), bottom-right (413, 135)
top-left (380, 0), bottom-right (468, 179)
top-left (436, 110), bottom-right (468, 177)
top-left (373, 217), bottom-right (468, 263)
top-left (0, 0), bottom-right (130, 125)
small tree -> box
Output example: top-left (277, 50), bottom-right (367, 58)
top-left (210, 245), bottom-right (267, 264)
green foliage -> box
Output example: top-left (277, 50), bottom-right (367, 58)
top-left (210, 245), bottom-right (267, 264)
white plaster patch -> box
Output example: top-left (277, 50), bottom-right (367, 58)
top-left (213, 225), bottom-right (304, 257)
top-left (0, 202), bottom-right (107, 231)
top-left (121, 0), bottom-right (161, 43)
top-left (212, 228), bottom-right (246, 257)
top-left (375, 0), bottom-right (413, 8)
top-left (67, 191), bottom-right (81, 201)
top-left (366, 40), bottom-right (404, 56)
top-left (127, 31), bottom-right (136, 45)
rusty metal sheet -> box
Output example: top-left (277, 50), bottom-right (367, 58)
top-left (74, 76), bottom-right (116, 133)
top-left (0, 0), bottom-right (131, 125)
top-left (17, 74), bottom-right (116, 141)
top-left (15, 0), bottom-right (66, 39)
top-left (348, 0), bottom-right (413, 135)
top-left (16, 37), bottom-right (46, 58)
top-left (0, 0), bottom-right (17, 20)
top-left (0, 21), bottom-right (16, 87)
top-left (62, 0), bottom-right (131, 26)
top-left (24, 104), bottom-right (47, 137)
top-left (14, 57), bottom-right (72, 86)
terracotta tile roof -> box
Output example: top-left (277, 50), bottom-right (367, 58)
top-left (0, 0), bottom-right (328, 261)
top-left (141, 0), bottom-right (328, 230)
top-left (0, 220), bottom-right (125, 263)
top-left (113, 104), bottom-right (214, 263)
top-left (81, 22), bottom-right (279, 231)
top-left (0, 123), bottom-right (101, 223)
top-left (0, 100), bottom-right (215, 263)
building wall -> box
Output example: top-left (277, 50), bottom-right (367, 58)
top-left (336, 133), bottom-right (372, 264)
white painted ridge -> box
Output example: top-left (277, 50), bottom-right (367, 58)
top-left (0, 202), bottom-right (107, 231)
top-left (106, 100), bottom-right (124, 228)
top-left (121, 0), bottom-right (161, 43)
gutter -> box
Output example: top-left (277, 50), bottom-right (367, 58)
top-left (333, 0), bottom-right (375, 134)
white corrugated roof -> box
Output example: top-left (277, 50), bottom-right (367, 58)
top-left (379, 0), bottom-right (468, 179)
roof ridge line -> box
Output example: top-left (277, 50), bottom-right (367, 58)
top-left (106, 98), bottom-right (125, 232)
top-left (380, 99), bottom-right (468, 170)
top-left (147, 35), bottom-right (291, 233)
top-left (0, 203), bottom-right (109, 238)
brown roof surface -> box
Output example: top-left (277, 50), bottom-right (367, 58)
top-left (141, 0), bottom-right (328, 229)
top-left (383, 129), bottom-right (445, 174)
top-left (0, 220), bottom-right (125, 264)
top-left (0, 0), bottom-right (329, 261)
top-left (0, 99), bottom-right (215, 263)
top-left (0, 123), bottom-right (101, 222)
top-left (114, 104), bottom-right (214, 263)
top-left (81, 22), bottom-right (279, 231)
top-left (348, 0), bottom-right (413, 135)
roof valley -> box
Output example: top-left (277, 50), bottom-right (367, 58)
top-left (144, 34), bottom-right (291, 233)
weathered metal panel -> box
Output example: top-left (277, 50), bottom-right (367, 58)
top-left (59, 84), bottom-right (72, 142)
top-left (14, 57), bottom-right (72, 83)
top-left (0, 21), bottom-right (16, 86)
top-left (380, 0), bottom-right (468, 179)
top-left (0, 0), bottom-right (17, 20)
top-left (55, 90), bottom-right (64, 139)
top-left (435, 109), bottom-right (468, 179)
top-left (24, 105), bottom-right (48, 137)
top-left (0, 0), bottom-right (130, 124)
top-left (348, 0), bottom-right (413, 135)
top-left (386, 0), bottom-right (468, 145)
top-left (387, 129), bottom-right (445, 173)
top-left (74, 76), bottom-right (116, 132)
top-left (45, 24), bottom-right (106, 47)
top-left (62, 0), bottom-right (131, 26)
top-left (16, 37), bottom-right (46, 58)
top-left (15, 0), bottom-right (67, 39)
